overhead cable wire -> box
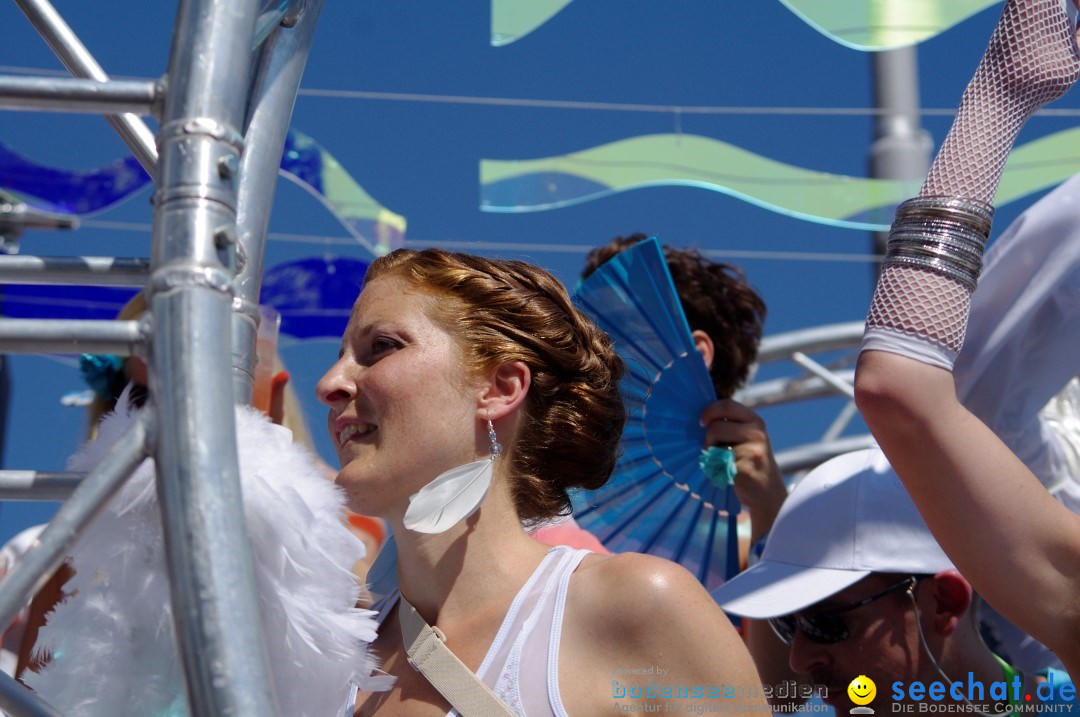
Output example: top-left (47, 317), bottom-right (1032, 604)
top-left (76, 219), bottom-right (879, 263)
top-left (4, 65), bottom-right (1080, 118)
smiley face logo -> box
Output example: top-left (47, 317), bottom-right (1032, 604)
top-left (848, 675), bottom-right (876, 706)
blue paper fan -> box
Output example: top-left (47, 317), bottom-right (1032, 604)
top-left (571, 237), bottom-right (742, 593)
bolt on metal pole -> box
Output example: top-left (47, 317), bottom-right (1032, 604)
top-left (253, 0), bottom-right (305, 48)
top-left (149, 0), bottom-right (279, 714)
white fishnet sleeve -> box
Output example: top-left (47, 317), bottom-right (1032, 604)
top-left (863, 0), bottom-right (1080, 369)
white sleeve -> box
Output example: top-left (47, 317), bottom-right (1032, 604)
top-left (954, 172), bottom-right (1080, 493)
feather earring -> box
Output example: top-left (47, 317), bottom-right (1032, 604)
top-left (403, 419), bottom-right (502, 534)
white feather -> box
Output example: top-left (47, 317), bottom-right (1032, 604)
top-left (24, 399), bottom-right (385, 716)
top-left (403, 458), bottom-right (494, 533)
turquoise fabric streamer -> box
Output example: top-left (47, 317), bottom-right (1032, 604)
top-left (699, 446), bottom-right (737, 489)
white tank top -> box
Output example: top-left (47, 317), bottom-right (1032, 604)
top-left (341, 545), bottom-right (589, 717)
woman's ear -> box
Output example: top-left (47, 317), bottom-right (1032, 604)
top-left (477, 360), bottom-right (531, 421)
top-left (691, 330), bottom-right (715, 370)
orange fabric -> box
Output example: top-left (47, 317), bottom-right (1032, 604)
top-left (347, 514), bottom-right (386, 547)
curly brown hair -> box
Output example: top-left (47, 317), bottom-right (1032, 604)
top-left (367, 248), bottom-right (627, 524)
top-left (582, 234), bottom-right (767, 398)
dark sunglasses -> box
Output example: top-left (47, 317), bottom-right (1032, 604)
top-left (768, 575), bottom-right (920, 645)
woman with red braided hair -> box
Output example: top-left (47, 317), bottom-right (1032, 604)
top-left (854, 0), bottom-right (1080, 677)
top-left (318, 249), bottom-right (767, 715)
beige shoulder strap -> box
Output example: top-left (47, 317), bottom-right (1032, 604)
top-left (398, 594), bottom-right (516, 717)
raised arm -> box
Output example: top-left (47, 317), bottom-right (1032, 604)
top-left (854, 0), bottom-right (1080, 673)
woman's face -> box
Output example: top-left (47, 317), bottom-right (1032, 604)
top-left (316, 275), bottom-right (483, 517)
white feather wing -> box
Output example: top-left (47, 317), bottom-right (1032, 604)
top-left (24, 404), bottom-right (382, 717)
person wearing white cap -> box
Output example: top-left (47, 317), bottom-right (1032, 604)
top-left (713, 448), bottom-right (1075, 714)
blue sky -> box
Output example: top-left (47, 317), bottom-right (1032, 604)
top-left (3, 1), bottom-right (1080, 543)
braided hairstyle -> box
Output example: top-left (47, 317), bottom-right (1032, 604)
top-left (366, 249), bottom-right (626, 524)
top-left (582, 234), bottom-right (767, 398)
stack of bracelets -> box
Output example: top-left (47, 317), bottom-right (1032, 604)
top-left (884, 197), bottom-right (994, 295)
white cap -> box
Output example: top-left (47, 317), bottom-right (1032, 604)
top-left (711, 448), bottom-right (955, 619)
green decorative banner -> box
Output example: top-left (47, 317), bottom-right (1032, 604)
top-left (490, 0), bottom-right (1000, 49)
top-left (282, 130), bottom-right (407, 257)
top-left (779, 0), bottom-right (1000, 51)
top-left (491, 0), bottom-right (573, 46)
top-left (480, 128), bottom-right (1080, 230)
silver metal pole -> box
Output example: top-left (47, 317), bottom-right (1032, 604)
top-left (150, 0), bottom-right (278, 713)
top-left (736, 370), bottom-right (856, 408)
top-left (0, 318), bottom-right (144, 354)
top-left (0, 196), bottom-right (79, 233)
top-left (755, 321), bottom-right (864, 363)
top-left (12, 0), bottom-right (159, 176)
top-left (233, 0), bottom-right (323, 405)
top-left (790, 351), bottom-right (855, 399)
top-left (0, 672), bottom-right (61, 717)
top-left (0, 76), bottom-right (160, 115)
top-left (0, 413), bottom-right (150, 632)
top-left (869, 47), bottom-right (931, 256)
top-left (0, 471), bottom-right (82, 500)
top-left (0, 256), bottom-right (149, 285)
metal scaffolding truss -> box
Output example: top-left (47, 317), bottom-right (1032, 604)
top-left (734, 321), bottom-right (876, 476)
top-left (0, 0), bottom-right (322, 713)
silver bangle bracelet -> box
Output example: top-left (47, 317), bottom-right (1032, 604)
top-left (884, 239), bottom-right (983, 290)
top-left (880, 254), bottom-right (981, 292)
top-left (886, 246), bottom-right (982, 282)
top-left (889, 217), bottom-right (988, 243)
top-left (886, 242), bottom-right (982, 274)
top-left (895, 196), bottom-right (994, 237)
top-left (886, 236), bottom-right (985, 270)
top-left (887, 227), bottom-right (986, 253)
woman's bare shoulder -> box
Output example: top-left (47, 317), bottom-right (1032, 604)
top-left (569, 552), bottom-right (726, 639)
top-left (561, 552), bottom-right (760, 690)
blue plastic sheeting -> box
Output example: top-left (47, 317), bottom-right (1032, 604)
top-left (260, 256), bottom-right (368, 340)
top-left (0, 256), bottom-right (367, 341)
